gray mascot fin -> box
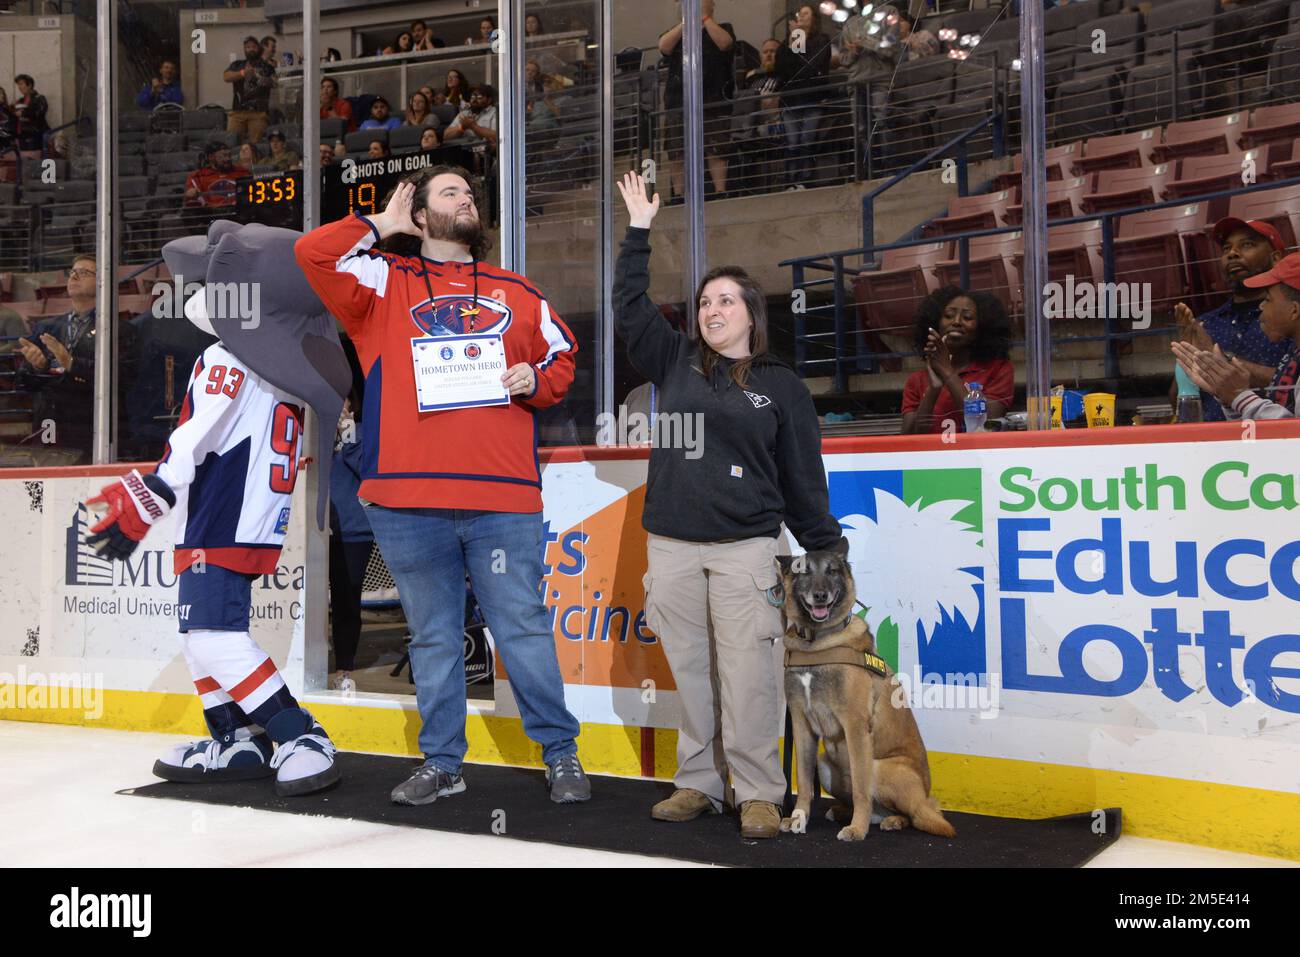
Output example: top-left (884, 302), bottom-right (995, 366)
top-left (161, 221), bottom-right (352, 530)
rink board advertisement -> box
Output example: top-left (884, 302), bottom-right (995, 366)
top-left (0, 474), bottom-right (307, 701)
top-left (3, 427), bottom-right (1300, 856)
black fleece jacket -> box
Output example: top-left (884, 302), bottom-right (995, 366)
top-left (613, 226), bottom-right (843, 552)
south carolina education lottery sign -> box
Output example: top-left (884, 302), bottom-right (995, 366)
top-left (825, 437), bottom-right (1300, 794)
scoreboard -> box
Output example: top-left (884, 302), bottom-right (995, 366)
top-left (235, 147), bottom-right (475, 226)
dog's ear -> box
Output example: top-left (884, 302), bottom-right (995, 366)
top-left (775, 554), bottom-right (795, 574)
top-left (831, 535), bottom-right (850, 560)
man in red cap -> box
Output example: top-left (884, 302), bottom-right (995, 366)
top-left (1171, 218), bottom-right (1290, 420)
top-left (1173, 251), bottom-right (1300, 420)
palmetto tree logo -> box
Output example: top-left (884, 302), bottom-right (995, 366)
top-left (828, 468), bottom-right (988, 680)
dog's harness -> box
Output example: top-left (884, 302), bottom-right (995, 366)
top-left (784, 645), bottom-right (889, 675)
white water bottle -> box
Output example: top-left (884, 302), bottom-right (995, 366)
top-left (963, 381), bottom-right (987, 434)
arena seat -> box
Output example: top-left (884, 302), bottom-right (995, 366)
top-left (1226, 181), bottom-right (1300, 249)
top-left (1072, 12), bottom-right (1145, 77)
top-left (932, 230), bottom-right (1023, 312)
top-left (924, 190), bottom-right (1014, 237)
top-left (1081, 163), bottom-right (1174, 213)
top-left (1268, 137), bottom-right (1300, 179)
top-left (1150, 113), bottom-right (1246, 163)
top-left (345, 129), bottom-right (386, 153)
top-left (1073, 129), bottom-right (1160, 177)
top-left (1051, 71), bottom-right (1122, 141)
top-left (1239, 102), bottom-right (1300, 150)
top-left (1122, 54), bottom-right (1206, 129)
top-left (1005, 176), bottom-right (1091, 224)
top-left (319, 117), bottom-right (347, 143)
top-left (853, 241), bottom-right (948, 344)
top-left (1163, 148), bottom-right (1271, 212)
top-left (1114, 201), bottom-right (1210, 309)
top-left (992, 143), bottom-right (1079, 191)
top-left (1045, 0), bottom-right (1103, 35)
top-left (1144, 0), bottom-right (1218, 58)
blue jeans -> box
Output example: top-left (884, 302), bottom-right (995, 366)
top-left (363, 505), bottom-right (579, 774)
top-left (783, 105), bottom-right (826, 183)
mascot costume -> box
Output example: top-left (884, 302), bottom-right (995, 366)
top-left (83, 221), bottom-right (352, 796)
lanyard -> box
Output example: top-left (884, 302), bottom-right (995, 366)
top-left (421, 255), bottom-right (479, 332)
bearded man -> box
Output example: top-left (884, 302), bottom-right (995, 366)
top-left (294, 165), bottom-right (589, 807)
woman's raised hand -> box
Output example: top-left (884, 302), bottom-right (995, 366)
top-left (617, 170), bottom-right (661, 230)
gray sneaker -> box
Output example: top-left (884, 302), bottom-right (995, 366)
top-left (390, 762), bottom-right (466, 806)
top-left (546, 753), bottom-right (591, 803)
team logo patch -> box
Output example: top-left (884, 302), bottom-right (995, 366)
top-left (745, 391), bottom-right (772, 408)
top-left (274, 507), bottom-right (291, 535)
top-left (464, 343), bottom-right (481, 359)
top-left (410, 293), bottom-right (511, 337)
top-left (440, 345), bottom-right (454, 361)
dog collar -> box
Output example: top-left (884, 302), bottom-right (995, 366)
top-left (784, 646), bottom-right (889, 675)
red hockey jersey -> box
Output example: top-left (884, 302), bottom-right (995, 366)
top-left (294, 212), bottom-right (577, 512)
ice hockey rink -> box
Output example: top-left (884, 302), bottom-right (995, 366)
top-left (4, 721), bottom-right (1293, 869)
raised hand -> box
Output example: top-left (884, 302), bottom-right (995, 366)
top-left (375, 180), bottom-right (424, 238)
top-left (616, 170), bottom-right (660, 230)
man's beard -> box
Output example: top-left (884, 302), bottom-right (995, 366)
top-left (424, 209), bottom-right (484, 251)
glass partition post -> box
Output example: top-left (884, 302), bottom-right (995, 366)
top-left (1020, 0), bottom-right (1050, 430)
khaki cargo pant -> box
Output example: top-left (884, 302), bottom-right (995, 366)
top-left (642, 533), bottom-right (787, 808)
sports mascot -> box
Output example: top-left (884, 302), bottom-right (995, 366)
top-left (83, 220), bottom-right (353, 796)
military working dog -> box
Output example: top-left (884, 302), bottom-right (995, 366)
top-left (775, 540), bottom-right (956, 841)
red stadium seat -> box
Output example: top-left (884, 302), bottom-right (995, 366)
top-left (1150, 113), bottom-right (1247, 164)
top-left (923, 190), bottom-right (1015, 237)
top-left (1269, 138), bottom-right (1300, 181)
top-left (991, 142), bottom-right (1080, 192)
top-left (1161, 147), bottom-right (1271, 223)
top-left (1226, 182), bottom-right (1300, 251)
top-left (932, 231), bottom-right (1024, 313)
top-left (1114, 202), bottom-right (1210, 315)
top-left (1082, 163), bottom-right (1175, 214)
top-left (1072, 129), bottom-right (1161, 177)
top-left (1239, 102), bottom-right (1300, 150)
top-left (1005, 176), bottom-right (1090, 224)
top-left (854, 241), bottom-right (948, 336)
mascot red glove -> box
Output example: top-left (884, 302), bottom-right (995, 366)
top-left (85, 468), bottom-right (177, 561)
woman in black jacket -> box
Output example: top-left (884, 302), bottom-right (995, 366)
top-left (614, 170), bottom-right (844, 839)
top-left (774, 4), bottom-right (838, 189)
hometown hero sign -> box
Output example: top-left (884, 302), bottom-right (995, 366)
top-left (994, 445), bottom-right (1300, 719)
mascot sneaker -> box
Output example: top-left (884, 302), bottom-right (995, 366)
top-left (153, 727), bottom-right (274, 782)
top-left (266, 707), bottom-right (341, 797)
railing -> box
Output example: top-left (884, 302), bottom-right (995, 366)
top-left (781, 175), bottom-right (1300, 392)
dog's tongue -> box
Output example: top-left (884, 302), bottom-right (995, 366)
top-left (811, 605), bottom-right (831, 621)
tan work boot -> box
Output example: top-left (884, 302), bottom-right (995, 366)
top-left (651, 788), bottom-right (718, 822)
top-left (739, 800), bottom-right (782, 839)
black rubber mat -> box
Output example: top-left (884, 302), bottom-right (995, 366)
top-left (121, 752), bottom-right (1121, 867)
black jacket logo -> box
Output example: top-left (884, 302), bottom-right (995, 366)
top-left (745, 391), bottom-right (771, 408)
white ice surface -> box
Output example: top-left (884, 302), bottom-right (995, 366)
top-left (2, 721), bottom-right (1294, 868)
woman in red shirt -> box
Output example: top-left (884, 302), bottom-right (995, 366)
top-left (900, 285), bottom-right (1014, 433)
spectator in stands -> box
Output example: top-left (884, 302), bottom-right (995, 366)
top-left (904, 24), bottom-right (940, 60)
top-left (775, 5), bottom-right (839, 190)
top-left (1173, 253), bottom-right (1300, 420)
top-left (734, 39), bottom-right (786, 193)
top-left (360, 96), bottom-right (402, 132)
top-left (262, 36), bottom-right (278, 63)
top-left (444, 69), bottom-right (468, 108)
top-left (838, 9), bottom-right (899, 172)
top-left (222, 36), bottom-right (277, 144)
top-left (442, 85), bottom-right (498, 152)
top-left (319, 142), bottom-right (335, 166)
top-left (368, 139), bottom-right (389, 159)
top-left (237, 142), bottom-right (260, 168)
top-left (526, 13), bottom-right (545, 37)
top-left (320, 77), bottom-right (355, 132)
top-left (900, 285), bottom-right (1013, 433)
top-left (49, 132), bottom-right (72, 161)
top-left (267, 129), bottom-right (300, 171)
top-left (527, 73), bottom-right (570, 133)
top-left (0, 87), bottom-right (14, 148)
top-left (419, 127), bottom-right (440, 152)
top-left (393, 32), bottom-right (415, 55)
top-left (136, 60), bottom-right (183, 110)
top-left (418, 84), bottom-right (438, 105)
top-left (15, 253), bottom-right (136, 464)
top-left (659, 0), bottom-right (736, 199)
top-left (1171, 218), bottom-right (1290, 421)
top-left (525, 60), bottom-right (545, 96)
top-left (411, 20), bottom-right (441, 51)
top-left (478, 17), bottom-right (497, 44)
top-left (183, 141), bottom-right (250, 207)
top-left (323, 48), bottom-right (344, 63)
top-left (12, 75), bottom-right (49, 153)
top-left (404, 91), bottom-right (437, 128)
